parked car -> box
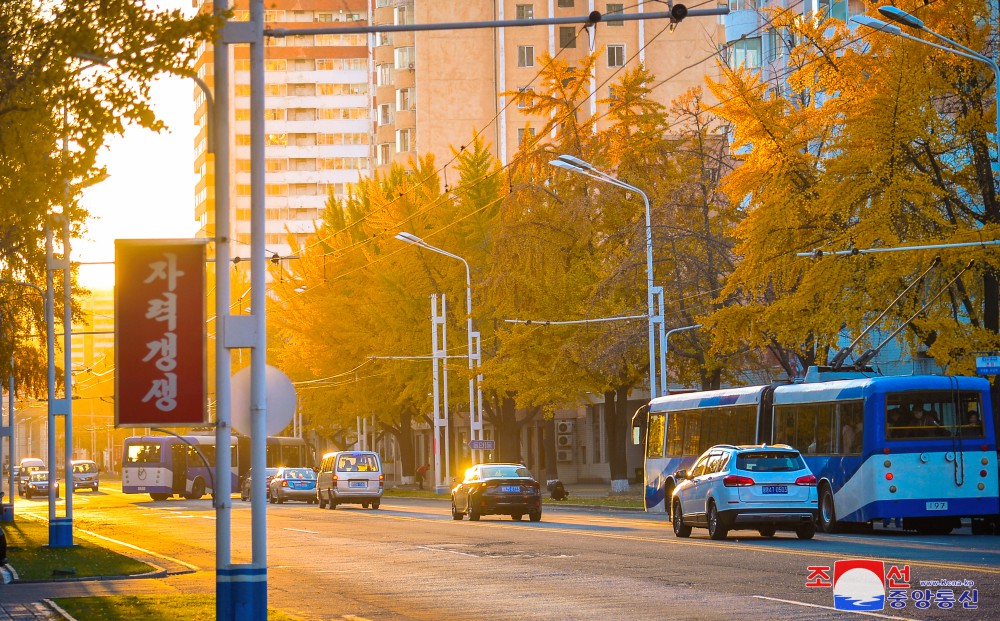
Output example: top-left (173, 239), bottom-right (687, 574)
top-left (16, 458), bottom-right (45, 497)
top-left (451, 463), bottom-right (542, 522)
top-left (70, 459), bottom-right (100, 492)
top-left (671, 444), bottom-right (818, 541)
top-left (240, 467), bottom-right (280, 502)
top-left (268, 467), bottom-right (318, 504)
top-left (24, 471), bottom-right (59, 499)
top-left (316, 451), bottom-right (383, 510)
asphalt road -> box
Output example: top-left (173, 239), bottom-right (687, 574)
top-left (5, 485), bottom-right (999, 620)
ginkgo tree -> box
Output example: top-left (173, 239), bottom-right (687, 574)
top-left (705, 2), bottom-right (1000, 380)
top-left (489, 52), bottom-right (739, 488)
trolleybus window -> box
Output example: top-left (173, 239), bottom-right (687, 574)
top-left (646, 413), bottom-right (665, 458)
top-left (885, 391), bottom-right (984, 440)
top-left (125, 443), bottom-right (161, 463)
top-left (665, 406), bottom-right (756, 456)
top-left (773, 401), bottom-right (863, 455)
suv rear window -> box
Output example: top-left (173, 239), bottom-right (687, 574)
top-left (736, 451), bottom-right (804, 472)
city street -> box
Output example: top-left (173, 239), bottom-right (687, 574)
top-left (3, 484), bottom-right (999, 620)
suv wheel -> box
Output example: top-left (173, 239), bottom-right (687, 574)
top-left (469, 503), bottom-right (481, 521)
top-left (707, 501), bottom-right (729, 540)
top-left (672, 499), bottom-right (691, 538)
top-left (318, 492), bottom-right (326, 509)
top-left (451, 500), bottom-right (464, 520)
top-left (758, 526), bottom-right (776, 538)
top-left (528, 511), bottom-right (542, 522)
top-left (796, 524), bottom-right (816, 540)
top-left (818, 485), bottom-right (839, 533)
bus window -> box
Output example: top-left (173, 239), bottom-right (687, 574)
top-left (885, 391), bottom-right (984, 440)
top-left (126, 443), bottom-right (161, 464)
top-left (646, 414), bottom-right (665, 458)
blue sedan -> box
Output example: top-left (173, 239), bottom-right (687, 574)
top-left (269, 467), bottom-right (318, 504)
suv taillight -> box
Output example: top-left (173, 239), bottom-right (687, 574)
top-left (795, 474), bottom-right (817, 486)
top-left (723, 475), bottom-right (755, 487)
top-left (281, 480), bottom-right (289, 487)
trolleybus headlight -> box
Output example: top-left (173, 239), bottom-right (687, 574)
top-left (981, 470), bottom-right (988, 478)
top-left (889, 485), bottom-right (897, 493)
top-left (885, 472), bottom-right (894, 481)
top-left (979, 483), bottom-right (986, 491)
top-left (982, 457), bottom-right (990, 466)
top-left (884, 460), bottom-right (891, 468)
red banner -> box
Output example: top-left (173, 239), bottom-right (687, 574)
top-left (115, 239), bottom-right (207, 427)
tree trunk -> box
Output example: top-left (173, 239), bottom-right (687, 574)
top-left (606, 386), bottom-right (630, 493)
top-left (543, 417), bottom-right (559, 481)
top-left (383, 409), bottom-right (416, 485)
top-left (496, 394), bottom-right (521, 463)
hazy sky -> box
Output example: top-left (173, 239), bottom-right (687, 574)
top-left (77, 0), bottom-right (196, 289)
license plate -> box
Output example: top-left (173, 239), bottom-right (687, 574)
top-left (761, 485), bottom-right (788, 494)
top-left (349, 481), bottom-right (366, 488)
top-left (499, 485), bottom-right (520, 493)
top-left (926, 501), bottom-right (948, 511)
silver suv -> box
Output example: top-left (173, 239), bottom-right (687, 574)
top-left (671, 444), bottom-right (818, 540)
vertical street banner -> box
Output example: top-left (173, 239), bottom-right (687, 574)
top-left (115, 239), bottom-right (208, 427)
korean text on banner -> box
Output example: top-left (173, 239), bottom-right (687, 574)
top-left (115, 239), bottom-right (208, 427)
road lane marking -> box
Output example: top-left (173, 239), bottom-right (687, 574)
top-left (284, 528), bottom-right (320, 534)
top-left (416, 545), bottom-right (477, 557)
top-left (75, 528), bottom-right (200, 571)
top-left (366, 512), bottom-right (1000, 575)
top-left (753, 596), bottom-right (920, 620)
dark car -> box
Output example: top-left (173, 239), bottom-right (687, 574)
top-left (24, 471), bottom-right (59, 499)
top-left (240, 467), bottom-right (280, 502)
top-left (16, 458), bottom-right (45, 497)
top-left (451, 463), bottom-right (542, 522)
top-left (268, 467), bottom-right (318, 504)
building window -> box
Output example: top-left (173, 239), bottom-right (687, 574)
top-left (728, 37), bottom-right (761, 69)
top-left (517, 127), bottom-right (535, 146)
top-left (378, 64), bottom-right (394, 86)
top-left (376, 0), bottom-right (391, 7)
top-left (728, 0), bottom-right (756, 9)
top-left (397, 88), bottom-right (414, 111)
top-left (517, 86), bottom-right (534, 109)
top-left (517, 45), bottom-right (535, 68)
top-left (516, 4), bottom-right (533, 19)
top-left (378, 143), bottom-right (392, 165)
top-left (559, 27), bottom-right (577, 49)
top-left (607, 44), bottom-right (625, 67)
top-left (606, 3), bottom-right (624, 26)
top-left (395, 46), bottom-right (415, 70)
top-left (395, 5), bottom-right (414, 25)
top-left (379, 104), bottom-right (393, 126)
top-left (396, 128), bottom-right (414, 153)
top-left (818, 0), bottom-right (865, 21)
top-left (557, 0), bottom-right (574, 7)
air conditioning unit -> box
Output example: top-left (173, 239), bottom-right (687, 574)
top-left (556, 434), bottom-right (573, 449)
top-left (557, 449), bottom-right (573, 462)
top-left (556, 420), bottom-right (574, 434)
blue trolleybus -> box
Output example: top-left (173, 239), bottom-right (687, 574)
top-left (639, 368), bottom-right (999, 534)
top-left (122, 434), bottom-right (314, 501)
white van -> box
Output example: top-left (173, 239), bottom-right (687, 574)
top-left (316, 451), bottom-right (383, 510)
top-left (71, 459), bottom-right (100, 492)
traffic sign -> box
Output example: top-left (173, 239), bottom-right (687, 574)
top-left (976, 355), bottom-right (1000, 376)
top-left (469, 440), bottom-right (495, 450)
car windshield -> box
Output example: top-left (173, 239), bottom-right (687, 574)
top-left (736, 451), bottom-right (805, 472)
top-left (29, 472), bottom-right (49, 482)
top-left (480, 465), bottom-right (533, 479)
top-left (282, 468), bottom-right (315, 480)
top-left (73, 462), bottom-right (97, 474)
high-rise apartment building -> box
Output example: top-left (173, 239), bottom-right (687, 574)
top-left (373, 1), bottom-right (727, 175)
top-left (194, 0), bottom-right (371, 260)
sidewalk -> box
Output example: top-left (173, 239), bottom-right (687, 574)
top-left (1, 566), bottom-right (67, 621)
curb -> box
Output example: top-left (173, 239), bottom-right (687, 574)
top-left (42, 599), bottom-right (77, 621)
top-left (5, 562), bottom-right (168, 584)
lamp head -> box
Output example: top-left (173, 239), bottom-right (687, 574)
top-left (877, 5), bottom-right (925, 30)
top-left (394, 231), bottom-right (424, 245)
top-left (850, 15), bottom-right (902, 36)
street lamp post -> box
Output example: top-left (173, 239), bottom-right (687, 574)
top-left (549, 155), bottom-right (666, 398)
top-left (851, 8), bottom-right (999, 169)
top-left (395, 232), bottom-right (485, 466)
top-left (663, 324), bottom-right (701, 395)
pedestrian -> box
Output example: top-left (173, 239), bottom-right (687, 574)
top-left (415, 463), bottom-right (430, 490)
